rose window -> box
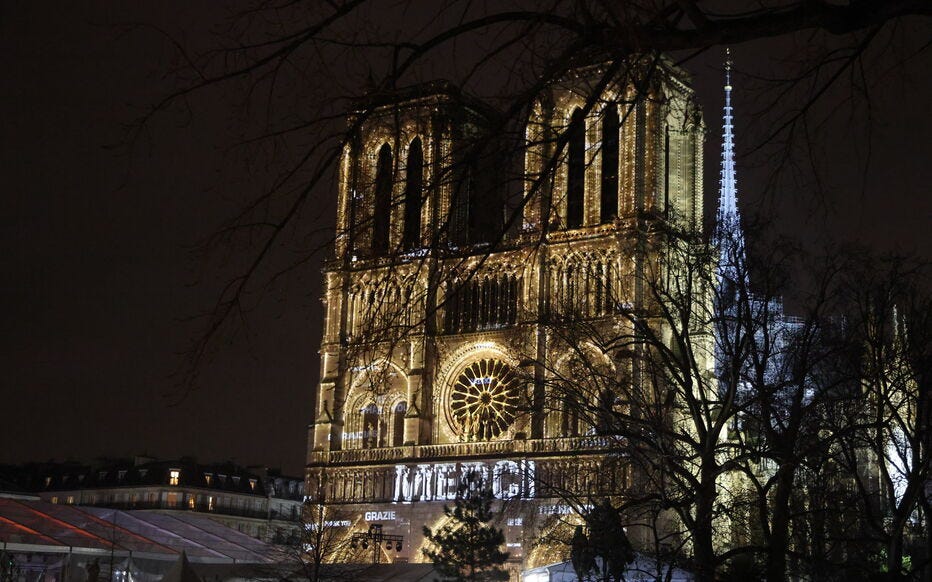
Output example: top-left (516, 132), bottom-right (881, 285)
top-left (450, 359), bottom-right (520, 440)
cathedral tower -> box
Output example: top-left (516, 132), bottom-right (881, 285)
top-left (307, 61), bottom-right (705, 568)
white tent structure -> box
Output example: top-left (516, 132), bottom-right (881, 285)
top-left (0, 498), bottom-right (281, 582)
top-left (522, 556), bottom-right (694, 582)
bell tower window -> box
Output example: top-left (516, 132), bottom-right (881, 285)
top-left (372, 144), bottom-right (393, 254)
top-left (566, 108), bottom-right (585, 229)
top-left (601, 105), bottom-right (619, 222)
top-left (403, 138), bottom-right (424, 250)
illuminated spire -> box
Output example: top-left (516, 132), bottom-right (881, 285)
top-left (714, 48), bottom-right (746, 285)
top-left (719, 48), bottom-right (738, 220)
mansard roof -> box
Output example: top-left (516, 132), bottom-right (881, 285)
top-left (1, 458), bottom-right (303, 499)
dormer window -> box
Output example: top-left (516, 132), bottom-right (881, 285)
top-left (218, 474), bottom-right (227, 486)
top-left (204, 473), bottom-right (213, 486)
top-left (139, 469), bottom-right (148, 478)
top-left (117, 470), bottom-right (127, 482)
top-left (98, 471), bottom-right (107, 480)
top-left (44, 477), bottom-right (51, 487)
top-left (249, 479), bottom-right (257, 492)
top-left (232, 476), bottom-right (241, 486)
top-left (169, 469), bottom-right (180, 486)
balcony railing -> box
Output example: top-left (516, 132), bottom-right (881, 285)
top-left (309, 435), bottom-right (621, 466)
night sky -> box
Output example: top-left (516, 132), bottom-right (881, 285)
top-left (2, 3), bottom-right (929, 476)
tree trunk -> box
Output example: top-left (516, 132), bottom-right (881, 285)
top-left (693, 472), bottom-right (717, 582)
top-left (765, 464), bottom-right (795, 581)
top-left (886, 533), bottom-right (904, 581)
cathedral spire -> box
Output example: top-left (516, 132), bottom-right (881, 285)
top-left (714, 48), bottom-right (746, 285)
top-left (719, 48), bottom-right (738, 220)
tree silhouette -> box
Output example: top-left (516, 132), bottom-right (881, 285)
top-left (422, 472), bottom-right (510, 582)
top-left (137, 1), bottom-right (931, 391)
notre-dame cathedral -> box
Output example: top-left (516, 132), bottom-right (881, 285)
top-left (306, 57), bottom-right (706, 568)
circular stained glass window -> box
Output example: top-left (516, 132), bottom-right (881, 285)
top-left (450, 359), bottom-right (520, 440)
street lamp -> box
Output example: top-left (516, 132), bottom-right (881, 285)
top-left (349, 524), bottom-right (404, 564)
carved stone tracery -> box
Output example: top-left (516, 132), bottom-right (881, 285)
top-left (450, 358), bottom-right (521, 441)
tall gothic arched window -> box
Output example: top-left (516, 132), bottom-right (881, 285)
top-left (601, 106), bottom-right (619, 222)
top-left (566, 108), bottom-right (586, 229)
top-left (372, 144), bottom-right (393, 254)
top-left (448, 155), bottom-right (474, 245)
top-left (402, 138), bottom-right (423, 250)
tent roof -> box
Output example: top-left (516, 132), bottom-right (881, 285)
top-left (0, 498), bottom-right (275, 564)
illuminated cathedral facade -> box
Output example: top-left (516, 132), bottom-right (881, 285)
top-left (306, 59), bottom-right (706, 568)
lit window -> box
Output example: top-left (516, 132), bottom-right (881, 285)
top-left (50, 496), bottom-right (58, 504)
top-left (207, 496), bottom-right (215, 511)
top-left (169, 469), bottom-right (180, 486)
top-left (66, 496), bottom-right (75, 504)
top-left (188, 496), bottom-right (196, 509)
top-left (204, 473), bottom-right (212, 486)
top-left (44, 477), bottom-right (51, 487)
top-left (249, 479), bottom-right (257, 491)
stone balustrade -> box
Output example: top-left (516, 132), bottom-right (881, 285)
top-left (308, 435), bottom-right (621, 466)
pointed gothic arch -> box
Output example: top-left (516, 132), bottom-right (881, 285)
top-left (600, 104), bottom-right (619, 222)
top-left (372, 143), bottom-right (393, 254)
top-left (402, 137), bottom-right (424, 250)
top-left (566, 108), bottom-right (586, 229)
top-left (342, 360), bottom-right (409, 450)
top-left (545, 342), bottom-right (617, 438)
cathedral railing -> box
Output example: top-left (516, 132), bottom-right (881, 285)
top-left (308, 435), bottom-right (622, 465)
top-left (325, 446), bottom-right (410, 464)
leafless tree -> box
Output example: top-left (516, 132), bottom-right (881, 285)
top-left (131, 1), bottom-right (930, 390)
top-left (133, 3), bottom-right (932, 578)
top-left (529, 220), bottom-right (931, 580)
top-left (279, 496), bottom-right (362, 582)
top-left (828, 256), bottom-right (932, 580)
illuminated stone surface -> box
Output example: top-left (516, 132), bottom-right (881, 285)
top-left (307, 64), bottom-right (707, 569)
